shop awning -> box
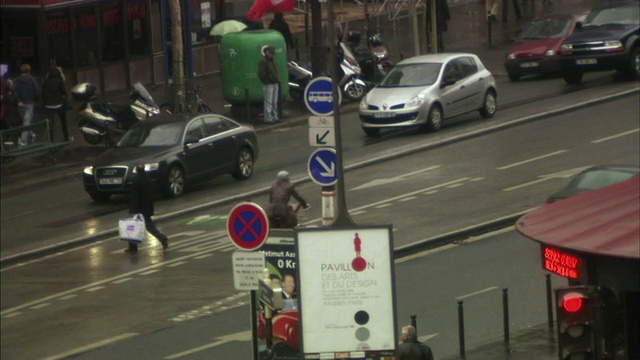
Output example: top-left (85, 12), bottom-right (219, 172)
top-left (516, 177), bottom-right (640, 259)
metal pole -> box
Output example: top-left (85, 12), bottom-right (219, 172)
top-left (327, 0), bottom-right (356, 227)
top-left (411, 315), bottom-right (417, 334)
top-left (546, 274), bottom-right (554, 329)
top-left (503, 288), bottom-right (510, 343)
top-left (458, 300), bottom-right (465, 359)
top-left (310, 0), bottom-right (325, 77)
top-left (487, 16), bottom-right (493, 48)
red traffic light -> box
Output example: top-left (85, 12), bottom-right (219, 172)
top-left (562, 292), bottom-right (585, 313)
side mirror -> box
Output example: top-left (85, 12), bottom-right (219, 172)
top-left (441, 77), bottom-right (456, 88)
top-left (184, 134), bottom-right (199, 145)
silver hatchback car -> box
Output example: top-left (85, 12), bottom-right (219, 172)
top-left (359, 53), bottom-right (497, 136)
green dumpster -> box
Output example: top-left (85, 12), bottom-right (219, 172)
top-left (220, 30), bottom-right (289, 105)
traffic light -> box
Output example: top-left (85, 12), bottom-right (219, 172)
top-left (556, 285), bottom-right (601, 360)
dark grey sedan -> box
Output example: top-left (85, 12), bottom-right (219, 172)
top-left (83, 113), bottom-right (259, 202)
top-left (547, 165), bottom-right (639, 203)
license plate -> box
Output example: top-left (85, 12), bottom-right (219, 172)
top-left (576, 58), bottom-right (597, 65)
top-left (374, 112), bottom-right (395, 118)
top-left (99, 178), bottom-right (123, 185)
top-left (520, 61), bottom-right (539, 68)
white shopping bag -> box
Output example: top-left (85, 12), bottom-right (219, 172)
top-left (118, 213), bottom-right (146, 243)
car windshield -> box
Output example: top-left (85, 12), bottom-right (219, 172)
top-left (520, 17), bottom-right (571, 39)
top-left (575, 169), bottom-right (638, 190)
top-left (117, 122), bottom-right (183, 147)
top-left (378, 63), bottom-right (441, 87)
top-left (583, 5), bottom-right (640, 27)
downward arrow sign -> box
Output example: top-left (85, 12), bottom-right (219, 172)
top-left (316, 155), bottom-right (335, 177)
top-left (316, 130), bottom-right (330, 144)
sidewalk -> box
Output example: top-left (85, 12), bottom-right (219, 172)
top-left (0, 0), bottom-right (595, 189)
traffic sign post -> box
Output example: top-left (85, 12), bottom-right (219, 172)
top-left (304, 77), bottom-right (342, 116)
top-left (226, 202), bottom-right (270, 251)
top-left (308, 148), bottom-right (337, 186)
top-left (308, 116), bottom-right (335, 147)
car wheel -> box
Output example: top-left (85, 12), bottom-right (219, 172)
top-left (88, 190), bottom-right (111, 203)
top-left (162, 164), bottom-right (185, 198)
top-left (563, 70), bottom-right (583, 84)
top-left (232, 147), bottom-right (254, 180)
top-left (508, 73), bottom-right (520, 82)
top-left (82, 132), bottom-right (103, 145)
top-left (479, 90), bottom-right (497, 118)
top-left (363, 127), bottom-right (380, 137)
top-left (424, 105), bottom-right (443, 132)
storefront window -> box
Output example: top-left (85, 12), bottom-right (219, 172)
top-left (0, 9), bottom-right (39, 76)
top-left (101, 1), bottom-right (125, 62)
top-left (127, 0), bottom-right (151, 57)
top-left (46, 10), bottom-right (73, 69)
top-left (190, 0), bottom-right (216, 45)
top-left (74, 6), bottom-right (100, 67)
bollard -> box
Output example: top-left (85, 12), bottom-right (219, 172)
top-left (546, 274), bottom-right (554, 329)
top-left (458, 300), bottom-right (466, 359)
top-left (245, 87), bottom-right (251, 120)
top-left (503, 288), bottom-right (510, 343)
top-left (411, 315), bottom-right (417, 334)
top-left (400, 52), bottom-right (404, 61)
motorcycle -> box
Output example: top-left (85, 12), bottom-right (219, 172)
top-left (337, 41), bottom-right (368, 101)
top-left (368, 33), bottom-right (394, 75)
top-left (288, 60), bottom-right (312, 102)
top-left (71, 82), bottom-right (160, 146)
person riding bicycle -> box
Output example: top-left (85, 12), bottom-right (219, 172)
top-left (267, 170), bottom-right (309, 228)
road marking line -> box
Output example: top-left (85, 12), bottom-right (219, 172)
top-left (497, 150), bottom-right (568, 170)
top-left (2, 312), bottom-right (22, 318)
top-left (591, 128), bottom-right (639, 143)
top-left (112, 278), bottom-right (133, 284)
top-left (445, 183), bottom-right (464, 188)
top-left (503, 177), bottom-right (550, 191)
top-left (470, 177), bottom-right (484, 182)
top-left (456, 286), bottom-right (499, 300)
top-left (140, 269), bottom-right (160, 275)
top-left (42, 333), bottom-right (139, 360)
top-left (29, 303), bottom-right (51, 310)
top-left (375, 204), bottom-right (393, 208)
top-left (167, 261), bottom-right (188, 267)
top-left (85, 286), bottom-right (105, 292)
top-left (163, 330), bottom-right (252, 359)
top-left (193, 254), bottom-right (214, 259)
top-left (422, 190), bottom-right (439, 195)
top-left (399, 196), bottom-right (417, 202)
top-left (59, 294), bottom-right (77, 300)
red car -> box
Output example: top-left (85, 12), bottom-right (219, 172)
top-left (505, 11), bottom-right (589, 81)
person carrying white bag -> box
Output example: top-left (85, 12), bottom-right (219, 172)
top-left (122, 164), bottom-right (169, 253)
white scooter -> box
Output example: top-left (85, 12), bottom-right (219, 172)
top-left (337, 42), bottom-right (368, 101)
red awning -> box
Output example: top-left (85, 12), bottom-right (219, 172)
top-left (516, 177), bottom-right (640, 259)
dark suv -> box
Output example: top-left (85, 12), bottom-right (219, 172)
top-left (559, 1), bottom-right (639, 84)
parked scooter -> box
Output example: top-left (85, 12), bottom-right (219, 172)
top-left (288, 60), bottom-right (312, 102)
top-left (71, 82), bottom-right (160, 146)
top-left (337, 41), bottom-right (368, 101)
top-left (346, 31), bottom-right (384, 84)
top-left (368, 32), bottom-right (394, 75)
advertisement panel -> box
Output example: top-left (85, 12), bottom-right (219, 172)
top-left (296, 226), bottom-right (397, 359)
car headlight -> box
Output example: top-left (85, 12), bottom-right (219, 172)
top-left (406, 94), bottom-right (426, 108)
top-left (560, 43), bottom-right (573, 51)
top-left (359, 98), bottom-right (368, 110)
top-left (507, 53), bottom-right (516, 60)
top-left (132, 163), bottom-right (160, 173)
top-left (603, 40), bottom-right (622, 48)
top-left (545, 49), bottom-right (556, 56)
top-left (83, 166), bottom-right (94, 176)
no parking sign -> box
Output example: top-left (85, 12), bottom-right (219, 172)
top-left (226, 202), bottom-right (270, 251)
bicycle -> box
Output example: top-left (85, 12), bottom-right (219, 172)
top-left (160, 84), bottom-right (214, 114)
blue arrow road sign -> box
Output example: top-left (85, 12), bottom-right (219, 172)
top-left (308, 148), bottom-right (337, 186)
top-left (304, 77), bottom-right (341, 116)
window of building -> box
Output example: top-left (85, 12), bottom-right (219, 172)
top-left (127, 0), bottom-right (151, 57)
top-left (74, 6), bottom-right (100, 67)
top-left (0, 9), bottom-right (39, 75)
top-left (101, 1), bottom-right (125, 62)
top-left (46, 9), bottom-right (73, 69)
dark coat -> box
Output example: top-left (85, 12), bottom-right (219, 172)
top-left (258, 56), bottom-right (279, 85)
top-left (42, 67), bottom-right (67, 107)
top-left (397, 340), bottom-right (434, 360)
top-left (269, 14), bottom-right (295, 49)
top-left (129, 170), bottom-right (155, 216)
top-left (13, 74), bottom-right (39, 104)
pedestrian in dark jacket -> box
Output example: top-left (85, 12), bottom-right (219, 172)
top-left (267, 170), bottom-right (309, 228)
top-left (1, 72), bottom-right (18, 130)
top-left (42, 66), bottom-right (70, 141)
top-left (397, 325), bottom-right (434, 360)
top-left (269, 12), bottom-right (295, 50)
top-left (258, 46), bottom-right (280, 124)
top-left (126, 164), bottom-right (169, 253)
top-left (13, 63), bottom-right (39, 144)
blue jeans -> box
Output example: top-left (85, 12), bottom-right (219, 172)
top-left (20, 103), bottom-right (35, 143)
top-left (263, 83), bottom-right (279, 123)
